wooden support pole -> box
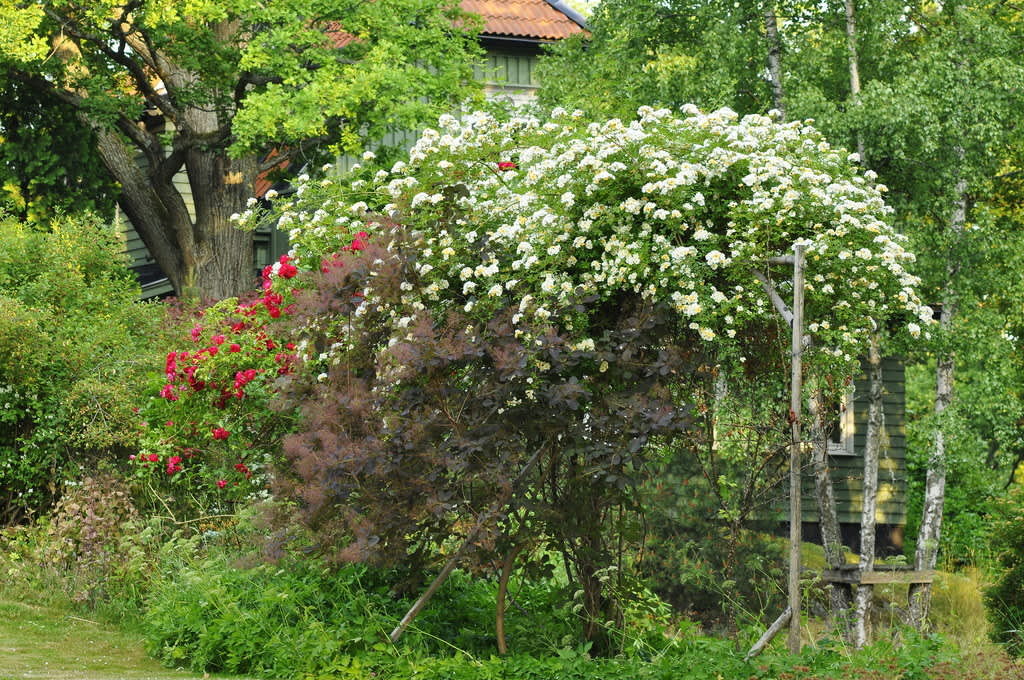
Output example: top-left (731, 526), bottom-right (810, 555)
top-left (788, 244), bottom-right (806, 654)
top-left (389, 447), bottom-right (543, 644)
top-left (746, 606), bottom-right (792, 661)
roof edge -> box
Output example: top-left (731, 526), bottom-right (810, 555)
top-left (542, 0), bottom-right (589, 31)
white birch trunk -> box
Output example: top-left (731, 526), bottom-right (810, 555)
top-left (908, 170), bottom-right (967, 629)
top-left (852, 334), bottom-right (883, 647)
top-left (764, 5), bottom-right (786, 118)
top-left (908, 307), bottom-right (954, 629)
top-left (845, 0), bottom-right (866, 162)
top-left (808, 390), bottom-right (851, 627)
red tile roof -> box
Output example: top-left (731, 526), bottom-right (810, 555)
top-left (462, 0), bottom-right (587, 41)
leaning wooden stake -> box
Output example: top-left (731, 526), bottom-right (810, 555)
top-left (788, 245), bottom-right (805, 654)
top-left (389, 448), bottom-right (544, 643)
top-left (745, 606), bottom-right (792, 661)
top-left (496, 543), bottom-right (524, 655)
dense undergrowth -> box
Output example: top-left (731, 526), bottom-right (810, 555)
top-left (2, 489), bottom-right (1021, 680)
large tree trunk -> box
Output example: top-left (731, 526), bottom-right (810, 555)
top-left (182, 149), bottom-right (259, 300)
top-left (808, 390), bottom-right (851, 628)
top-left (851, 334), bottom-right (884, 648)
top-left (86, 19), bottom-right (258, 301)
top-left (92, 125), bottom-right (189, 292)
top-left (908, 172), bottom-right (968, 629)
top-left (99, 129), bottom-right (257, 300)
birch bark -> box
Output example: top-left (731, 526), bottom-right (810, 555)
top-left (851, 334), bottom-right (883, 647)
top-left (764, 4), bottom-right (786, 118)
top-left (908, 170), bottom-right (967, 629)
top-left (808, 391), bottom-right (851, 628)
top-left (845, 0), bottom-right (866, 162)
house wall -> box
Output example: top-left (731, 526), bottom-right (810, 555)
top-left (475, 50), bottom-right (540, 103)
top-left (794, 355), bottom-right (908, 555)
top-left (799, 355), bottom-right (907, 525)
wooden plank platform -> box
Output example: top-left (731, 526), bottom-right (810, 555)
top-left (822, 565), bottom-right (934, 585)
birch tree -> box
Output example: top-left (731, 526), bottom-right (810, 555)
top-left (848, 5), bottom-right (1024, 627)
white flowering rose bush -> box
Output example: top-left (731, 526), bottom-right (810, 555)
top-left (246, 105), bottom-right (931, 377)
top-left (225, 108), bottom-right (935, 643)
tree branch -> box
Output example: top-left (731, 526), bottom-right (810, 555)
top-left (752, 268), bottom-right (793, 325)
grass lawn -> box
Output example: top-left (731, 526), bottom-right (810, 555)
top-left (0, 598), bottom-right (251, 680)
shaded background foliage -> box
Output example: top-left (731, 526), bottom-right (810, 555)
top-left (0, 76), bottom-right (117, 224)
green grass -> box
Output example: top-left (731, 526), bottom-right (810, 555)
top-left (0, 598), bottom-right (253, 680)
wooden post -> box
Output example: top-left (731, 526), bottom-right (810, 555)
top-left (746, 606), bottom-right (792, 661)
top-left (788, 244), bottom-right (805, 654)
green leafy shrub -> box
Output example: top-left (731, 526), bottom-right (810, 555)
top-left (985, 487), bottom-right (1024, 656)
top-left (144, 545), bottom-right (579, 674)
top-left (0, 472), bottom-right (162, 622)
top-left (0, 213), bottom-right (162, 523)
top-left (145, 552), bottom-right (394, 677)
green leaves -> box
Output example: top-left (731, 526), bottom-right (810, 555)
top-left (0, 213), bottom-right (161, 522)
top-left (0, 2), bottom-right (48, 64)
top-left (229, 0), bottom-right (483, 155)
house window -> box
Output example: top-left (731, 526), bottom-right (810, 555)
top-left (827, 389), bottom-right (856, 456)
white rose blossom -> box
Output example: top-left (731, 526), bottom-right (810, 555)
top-left (272, 106), bottom-right (931, 374)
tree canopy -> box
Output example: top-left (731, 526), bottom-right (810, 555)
top-left (0, 0), bottom-right (484, 298)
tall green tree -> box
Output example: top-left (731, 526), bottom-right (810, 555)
top-left (844, 2), bottom-right (1024, 627)
top-left (537, 0), bottom-right (774, 118)
top-left (0, 0), bottom-right (483, 299)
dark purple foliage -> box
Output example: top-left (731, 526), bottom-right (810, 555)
top-left (273, 226), bottom-right (705, 652)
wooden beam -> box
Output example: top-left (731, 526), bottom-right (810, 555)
top-left (787, 244), bottom-right (805, 655)
top-left (822, 569), bottom-right (934, 585)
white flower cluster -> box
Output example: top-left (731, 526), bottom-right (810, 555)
top-left (269, 105), bottom-right (932, 372)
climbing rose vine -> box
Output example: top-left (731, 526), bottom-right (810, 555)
top-left (132, 261), bottom-right (300, 515)
top-left (243, 105), bottom-right (930, 376)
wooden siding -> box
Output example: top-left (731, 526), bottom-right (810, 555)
top-left (800, 356), bottom-right (907, 525)
top-left (473, 50), bottom-right (536, 89)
